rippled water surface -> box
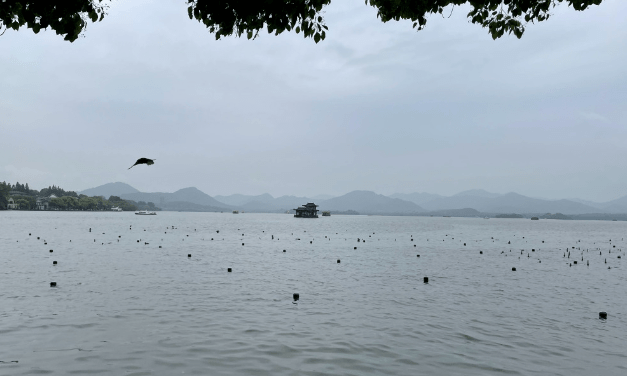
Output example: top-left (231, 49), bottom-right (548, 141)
top-left (1, 212), bottom-right (625, 375)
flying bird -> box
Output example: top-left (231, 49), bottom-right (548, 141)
top-left (128, 158), bottom-right (156, 170)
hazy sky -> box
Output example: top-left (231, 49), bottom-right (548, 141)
top-left (1, 0), bottom-right (626, 201)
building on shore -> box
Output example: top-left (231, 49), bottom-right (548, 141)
top-left (294, 203), bottom-right (319, 218)
top-left (35, 194), bottom-right (57, 211)
top-left (7, 197), bottom-right (19, 210)
top-left (8, 190), bottom-right (29, 198)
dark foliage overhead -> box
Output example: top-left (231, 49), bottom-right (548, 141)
top-left (0, 1), bottom-right (604, 42)
top-left (0, 0), bottom-right (108, 41)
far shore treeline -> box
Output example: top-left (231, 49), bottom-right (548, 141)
top-left (0, 181), bottom-right (160, 212)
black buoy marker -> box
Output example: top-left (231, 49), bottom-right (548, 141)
top-left (50, 282), bottom-right (57, 287)
top-left (599, 312), bottom-right (607, 320)
top-left (423, 277), bottom-right (428, 283)
top-left (512, 267), bottom-right (516, 271)
top-left (53, 261), bottom-right (57, 265)
top-left (227, 268), bottom-right (232, 272)
top-left (293, 293), bottom-right (299, 301)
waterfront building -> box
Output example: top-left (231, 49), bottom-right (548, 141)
top-left (8, 190), bottom-right (29, 197)
top-left (7, 197), bottom-right (19, 210)
top-left (293, 203), bottom-right (319, 218)
top-left (35, 194), bottom-right (57, 210)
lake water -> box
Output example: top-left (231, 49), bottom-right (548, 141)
top-left (0, 212), bottom-right (625, 375)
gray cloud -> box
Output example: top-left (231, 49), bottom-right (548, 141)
top-left (1, 0), bottom-right (625, 202)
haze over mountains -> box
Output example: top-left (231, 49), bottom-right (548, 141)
top-left (79, 183), bottom-right (627, 215)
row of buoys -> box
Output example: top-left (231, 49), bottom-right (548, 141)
top-left (38, 225), bottom-right (621, 319)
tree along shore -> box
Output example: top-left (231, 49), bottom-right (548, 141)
top-left (0, 181), bottom-right (159, 211)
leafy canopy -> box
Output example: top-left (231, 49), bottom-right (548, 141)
top-left (0, 1), bottom-right (604, 42)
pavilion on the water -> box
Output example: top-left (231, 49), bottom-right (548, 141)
top-left (293, 203), bottom-right (319, 218)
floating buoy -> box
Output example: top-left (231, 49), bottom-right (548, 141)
top-left (417, 255), bottom-right (420, 257)
top-left (532, 249), bottom-right (535, 252)
top-left (574, 261), bottom-right (577, 264)
top-left (423, 277), bottom-right (429, 283)
top-left (414, 245), bottom-right (416, 247)
top-left (283, 250), bottom-right (286, 252)
top-left (512, 267), bottom-right (516, 271)
top-left (188, 254), bottom-right (191, 257)
top-left (50, 282), bottom-right (57, 287)
top-left (227, 268), bottom-right (232, 272)
top-left (599, 312), bottom-right (607, 320)
top-left (480, 251), bottom-right (483, 254)
top-left (242, 243), bottom-right (244, 246)
top-left (159, 246), bottom-right (162, 248)
top-left (337, 259), bottom-right (340, 263)
top-left (53, 261), bottom-right (57, 265)
top-left (464, 243), bottom-right (466, 246)
top-left (293, 293), bottom-right (299, 301)
top-left (354, 247), bottom-right (357, 250)
top-left (49, 250), bottom-right (53, 253)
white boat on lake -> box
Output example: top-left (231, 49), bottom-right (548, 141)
top-left (135, 210), bottom-right (156, 215)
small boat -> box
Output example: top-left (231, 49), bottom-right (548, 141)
top-left (233, 210), bottom-right (239, 214)
top-left (135, 210), bottom-right (156, 215)
top-left (322, 211), bottom-right (331, 217)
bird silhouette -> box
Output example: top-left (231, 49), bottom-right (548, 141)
top-left (128, 158), bottom-right (156, 170)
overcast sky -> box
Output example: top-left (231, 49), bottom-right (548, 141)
top-left (1, 0), bottom-right (626, 201)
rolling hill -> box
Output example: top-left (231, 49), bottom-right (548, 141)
top-left (319, 191), bottom-right (425, 214)
top-left (80, 182), bottom-right (139, 198)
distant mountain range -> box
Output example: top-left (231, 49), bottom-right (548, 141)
top-left (320, 191), bottom-right (425, 214)
top-left (80, 182), bottom-right (140, 197)
top-left (80, 182), bottom-right (627, 216)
